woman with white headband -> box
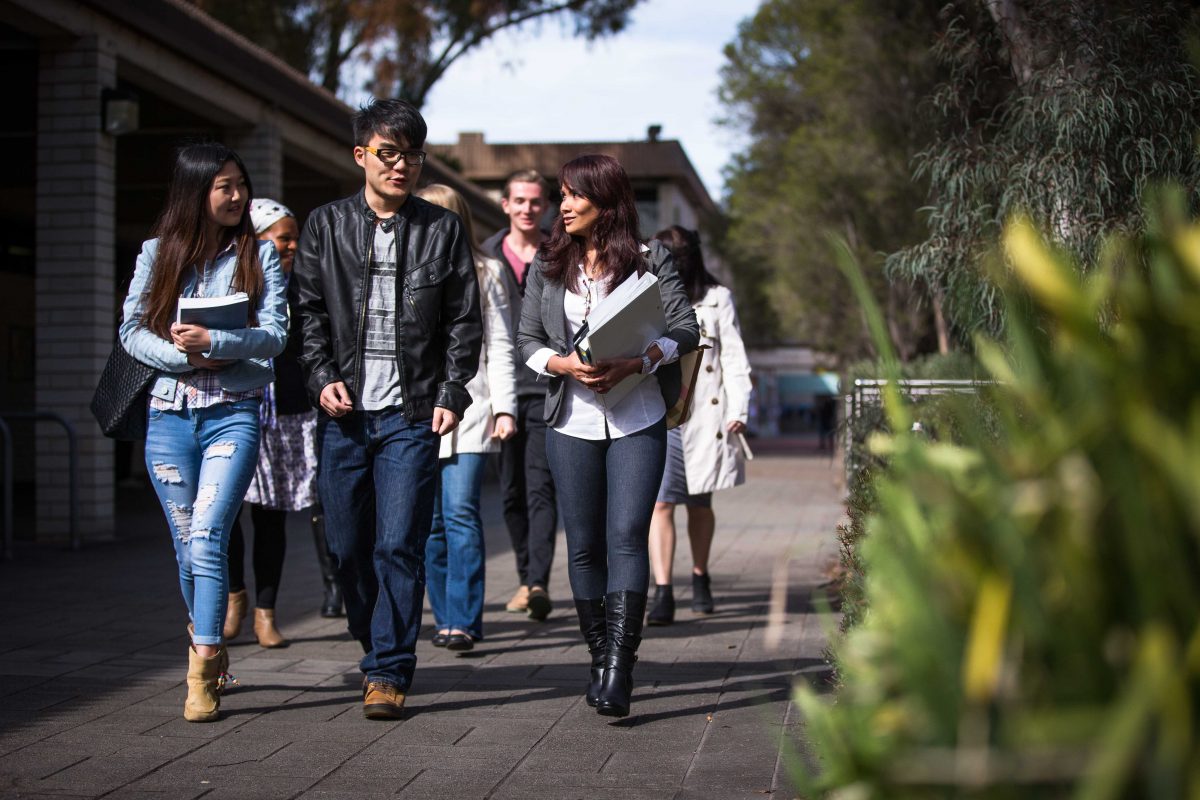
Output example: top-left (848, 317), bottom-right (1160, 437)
top-left (223, 198), bottom-right (336, 648)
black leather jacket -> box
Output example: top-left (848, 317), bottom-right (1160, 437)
top-left (291, 189), bottom-right (482, 420)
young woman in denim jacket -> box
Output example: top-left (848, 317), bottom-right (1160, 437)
top-left (119, 142), bottom-right (287, 722)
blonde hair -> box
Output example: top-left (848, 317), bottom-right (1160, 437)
top-left (417, 183), bottom-right (481, 260)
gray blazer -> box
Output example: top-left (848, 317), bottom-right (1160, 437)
top-left (517, 239), bottom-right (700, 427)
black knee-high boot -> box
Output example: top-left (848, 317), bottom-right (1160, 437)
top-left (574, 598), bottom-right (606, 707)
top-left (312, 510), bottom-right (344, 618)
top-left (595, 590), bottom-right (647, 717)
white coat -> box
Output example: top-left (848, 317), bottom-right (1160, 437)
top-left (439, 256), bottom-right (518, 458)
top-left (681, 285), bottom-right (753, 494)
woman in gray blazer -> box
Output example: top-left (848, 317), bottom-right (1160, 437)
top-left (516, 154), bottom-right (699, 717)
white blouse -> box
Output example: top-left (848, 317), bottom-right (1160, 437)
top-left (526, 265), bottom-right (678, 441)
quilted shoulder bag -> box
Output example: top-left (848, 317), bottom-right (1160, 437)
top-left (90, 337), bottom-right (155, 440)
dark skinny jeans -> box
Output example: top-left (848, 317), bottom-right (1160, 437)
top-left (545, 417), bottom-right (667, 599)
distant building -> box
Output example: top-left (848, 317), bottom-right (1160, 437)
top-left (1, 0), bottom-right (503, 545)
top-left (432, 129), bottom-right (726, 276)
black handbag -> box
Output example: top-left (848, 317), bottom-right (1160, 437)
top-left (90, 337), bottom-right (155, 440)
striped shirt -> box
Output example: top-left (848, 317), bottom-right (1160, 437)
top-left (358, 222), bottom-right (404, 410)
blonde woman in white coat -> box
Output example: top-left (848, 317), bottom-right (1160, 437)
top-left (647, 227), bottom-right (753, 625)
top-left (418, 185), bottom-right (518, 652)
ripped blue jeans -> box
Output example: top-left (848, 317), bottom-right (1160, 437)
top-left (144, 399), bottom-right (261, 646)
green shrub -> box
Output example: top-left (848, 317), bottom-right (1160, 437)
top-left (798, 203), bottom-right (1200, 797)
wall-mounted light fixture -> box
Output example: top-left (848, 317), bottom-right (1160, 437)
top-left (101, 87), bottom-right (139, 136)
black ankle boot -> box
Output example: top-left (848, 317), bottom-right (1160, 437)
top-left (574, 598), bottom-right (606, 707)
top-left (692, 572), bottom-right (714, 614)
top-left (312, 512), bottom-right (344, 618)
top-left (646, 584), bottom-right (675, 626)
top-left (595, 590), bottom-right (647, 718)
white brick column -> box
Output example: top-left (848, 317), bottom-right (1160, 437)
top-left (35, 36), bottom-right (117, 542)
top-left (232, 115), bottom-right (283, 200)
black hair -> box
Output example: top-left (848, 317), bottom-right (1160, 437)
top-left (539, 154), bottom-right (642, 291)
top-left (653, 225), bottom-right (721, 304)
top-left (143, 141), bottom-right (261, 338)
top-left (351, 98), bottom-right (428, 149)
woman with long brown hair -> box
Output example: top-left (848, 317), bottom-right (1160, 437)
top-left (516, 154), bottom-right (699, 717)
top-left (120, 142), bottom-right (287, 722)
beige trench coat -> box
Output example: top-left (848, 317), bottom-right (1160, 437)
top-left (439, 256), bottom-right (518, 458)
top-left (681, 285), bottom-right (752, 495)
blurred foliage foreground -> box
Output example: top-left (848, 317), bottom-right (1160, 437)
top-left (799, 199), bottom-right (1200, 798)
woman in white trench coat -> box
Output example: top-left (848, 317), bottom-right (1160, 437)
top-left (418, 184), bottom-right (518, 652)
top-left (647, 226), bottom-right (753, 625)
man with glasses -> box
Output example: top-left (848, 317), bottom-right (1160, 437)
top-left (292, 98), bottom-right (481, 719)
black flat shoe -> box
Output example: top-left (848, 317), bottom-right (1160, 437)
top-left (431, 630), bottom-right (450, 648)
top-left (445, 632), bottom-right (475, 652)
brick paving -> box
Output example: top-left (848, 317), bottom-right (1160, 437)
top-left (0, 447), bottom-right (844, 800)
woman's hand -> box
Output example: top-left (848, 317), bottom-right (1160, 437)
top-left (186, 352), bottom-right (233, 370)
top-left (171, 323), bottom-right (212, 354)
top-left (727, 420), bottom-right (748, 435)
top-left (548, 351), bottom-right (603, 385)
top-left (590, 357), bottom-right (642, 393)
top-left (492, 413), bottom-right (517, 440)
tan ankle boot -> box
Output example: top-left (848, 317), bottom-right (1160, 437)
top-left (253, 608), bottom-right (287, 648)
top-left (184, 646), bottom-right (225, 722)
top-left (224, 590), bottom-right (248, 640)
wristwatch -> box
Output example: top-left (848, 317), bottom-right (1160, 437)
top-left (640, 353), bottom-right (653, 374)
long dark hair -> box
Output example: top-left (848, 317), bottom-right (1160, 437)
top-left (539, 154), bottom-right (642, 291)
top-left (141, 142), bottom-right (262, 338)
top-left (653, 226), bottom-right (721, 304)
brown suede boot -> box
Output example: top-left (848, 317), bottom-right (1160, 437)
top-left (223, 590), bottom-right (248, 640)
top-left (184, 646), bottom-right (225, 722)
top-left (253, 608), bottom-right (287, 648)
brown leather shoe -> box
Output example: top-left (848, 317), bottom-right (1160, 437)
top-left (363, 681), bottom-right (405, 720)
top-left (253, 608), bottom-right (288, 648)
top-left (505, 585), bottom-right (530, 613)
top-left (223, 590), bottom-right (248, 640)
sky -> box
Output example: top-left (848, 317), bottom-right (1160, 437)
top-left (355, 0), bottom-right (762, 204)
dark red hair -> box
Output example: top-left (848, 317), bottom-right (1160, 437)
top-left (538, 154), bottom-right (642, 291)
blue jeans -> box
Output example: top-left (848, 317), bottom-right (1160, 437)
top-left (318, 409), bottom-right (439, 690)
top-left (144, 399), bottom-right (262, 646)
top-left (545, 417), bottom-right (667, 599)
top-left (425, 452), bottom-right (487, 639)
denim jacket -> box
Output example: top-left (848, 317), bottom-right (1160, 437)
top-left (119, 237), bottom-right (288, 403)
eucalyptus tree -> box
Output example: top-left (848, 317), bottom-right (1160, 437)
top-left (891, 0), bottom-right (1200, 338)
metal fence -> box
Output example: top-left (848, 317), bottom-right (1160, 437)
top-left (843, 379), bottom-right (989, 482)
top-left (0, 411), bottom-right (80, 560)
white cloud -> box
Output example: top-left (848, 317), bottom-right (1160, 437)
top-left (412, 0), bottom-right (760, 202)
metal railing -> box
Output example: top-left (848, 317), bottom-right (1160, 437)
top-left (843, 379), bottom-right (990, 482)
top-left (0, 411), bottom-right (80, 560)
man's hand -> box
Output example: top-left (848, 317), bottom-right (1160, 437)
top-left (186, 352), bottom-right (233, 370)
top-left (492, 413), bottom-right (517, 441)
top-left (171, 323), bottom-right (212, 354)
top-left (727, 420), bottom-right (748, 435)
top-left (319, 381), bottom-right (353, 417)
top-left (432, 407), bottom-right (460, 435)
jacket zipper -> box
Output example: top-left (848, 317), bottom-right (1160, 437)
top-left (392, 220), bottom-right (411, 415)
top-left (353, 222), bottom-right (374, 392)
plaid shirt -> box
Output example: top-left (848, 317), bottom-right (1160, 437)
top-left (149, 241), bottom-right (263, 411)
top-left (149, 367), bottom-right (262, 411)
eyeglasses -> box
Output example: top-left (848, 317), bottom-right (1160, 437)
top-left (363, 146), bottom-right (426, 167)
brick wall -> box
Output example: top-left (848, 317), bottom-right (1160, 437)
top-left (233, 116), bottom-right (283, 201)
top-left (34, 36), bottom-right (118, 541)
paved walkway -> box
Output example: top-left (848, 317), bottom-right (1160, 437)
top-left (0, 447), bottom-right (843, 800)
